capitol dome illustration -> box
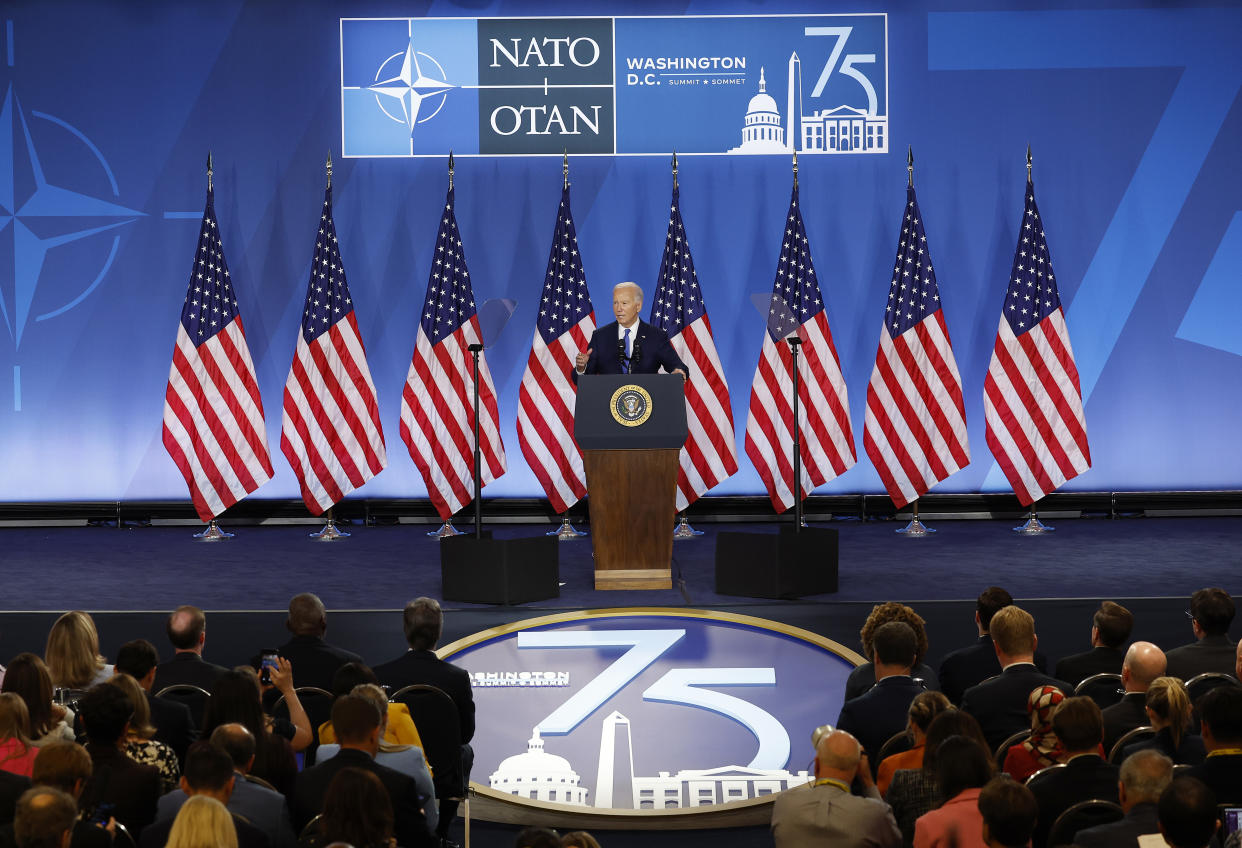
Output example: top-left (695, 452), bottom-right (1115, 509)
top-left (731, 67), bottom-right (786, 153)
top-left (488, 729), bottom-right (589, 805)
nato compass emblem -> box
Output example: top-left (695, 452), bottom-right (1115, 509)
top-left (1, 21), bottom-right (144, 410)
top-left (611, 384), bottom-right (652, 427)
top-left (368, 37), bottom-right (454, 133)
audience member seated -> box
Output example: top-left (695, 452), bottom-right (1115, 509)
top-left (297, 767), bottom-right (393, 848)
top-left (1055, 602), bottom-right (1133, 686)
top-left (1027, 696), bottom-right (1119, 848)
top-left (845, 604), bottom-right (940, 699)
top-left (960, 606), bottom-right (1070, 751)
top-left (201, 670), bottom-right (301, 796)
top-left (1, 656), bottom-right (73, 748)
top-left (1156, 777), bottom-right (1219, 848)
top-left (876, 691), bottom-right (952, 797)
top-left (0, 696), bottom-right (38, 778)
top-left (158, 725), bottom-right (294, 848)
top-left (913, 735), bottom-right (995, 848)
top-left (1101, 642), bottom-right (1166, 753)
top-left (29, 741), bottom-right (114, 848)
top-left (114, 640), bottom-right (197, 766)
top-left (1121, 676), bottom-right (1205, 765)
top-left (559, 832), bottom-right (600, 848)
top-left (770, 728), bottom-right (899, 848)
top-left (1074, 749), bottom-right (1173, 848)
top-left (288, 695), bottom-right (434, 848)
top-left (139, 743), bottom-right (268, 848)
top-left (1002, 686), bottom-right (1064, 783)
top-left (74, 685), bottom-right (160, 838)
top-left (0, 770), bottom-right (29, 827)
top-left (275, 594), bottom-right (364, 693)
top-left (838, 622), bottom-right (929, 765)
top-left (164, 795), bottom-right (237, 848)
top-left (13, 787), bottom-right (76, 848)
top-left (938, 588), bottom-right (1048, 706)
top-left (44, 613), bottom-right (112, 693)
top-left (317, 665), bottom-right (424, 752)
top-left (315, 684), bottom-right (436, 833)
top-left (887, 710), bottom-right (989, 847)
top-left (1165, 588), bottom-right (1237, 680)
top-left (1184, 684), bottom-right (1242, 803)
top-left (977, 776), bottom-right (1039, 848)
top-left (105, 674), bottom-right (180, 793)
top-left (152, 607), bottom-right (228, 693)
top-left (515, 830), bottom-right (562, 848)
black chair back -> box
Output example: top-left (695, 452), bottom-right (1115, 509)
top-left (1024, 762), bottom-right (1068, 789)
top-left (1186, 672), bottom-right (1240, 704)
top-left (155, 684), bottom-right (211, 729)
top-left (272, 686), bottom-right (333, 757)
top-left (876, 731), bottom-right (913, 766)
top-left (1075, 674), bottom-right (1125, 709)
top-left (1048, 799), bottom-right (1124, 847)
top-left (1109, 725), bottom-right (1156, 764)
top-left (995, 729), bottom-right (1032, 770)
top-left (390, 684), bottom-right (465, 799)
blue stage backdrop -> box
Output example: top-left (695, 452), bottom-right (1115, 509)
top-left (1, 2), bottom-right (1239, 505)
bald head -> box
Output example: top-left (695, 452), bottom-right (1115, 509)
top-left (1122, 642), bottom-right (1167, 692)
top-left (287, 593), bottom-right (327, 637)
top-left (815, 729), bottom-right (862, 781)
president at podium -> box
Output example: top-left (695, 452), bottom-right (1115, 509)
top-left (574, 282), bottom-right (688, 379)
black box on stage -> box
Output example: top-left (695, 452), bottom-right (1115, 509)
top-left (714, 525), bottom-right (838, 599)
top-left (440, 532), bottom-right (560, 605)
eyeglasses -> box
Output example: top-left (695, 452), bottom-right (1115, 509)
top-left (1184, 610), bottom-right (1196, 622)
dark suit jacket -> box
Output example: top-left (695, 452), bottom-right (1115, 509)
top-left (153, 651), bottom-right (230, 692)
top-left (1074, 801), bottom-right (1159, 848)
top-left (1101, 692), bottom-right (1148, 755)
top-left (1164, 634), bottom-right (1239, 680)
top-left (0, 821), bottom-right (111, 848)
top-left (960, 663), bottom-right (1072, 751)
top-left (0, 772), bottom-right (29, 826)
top-left (81, 744), bottom-right (162, 837)
top-left (843, 662), bottom-right (939, 701)
top-left (1121, 726), bottom-right (1206, 766)
top-left (373, 649), bottom-right (475, 744)
top-left (140, 809), bottom-right (270, 848)
top-left (1028, 755), bottom-right (1120, 848)
top-left (938, 635), bottom-right (1051, 706)
top-left (288, 748), bottom-right (435, 848)
top-left (1185, 752), bottom-right (1242, 804)
top-left (1055, 646), bottom-right (1125, 687)
top-left (836, 676), bottom-right (927, 763)
top-left (573, 320), bottom-right (687, 379)
top-left (275, 635), bottom-right (364, 692)
top-left (146, 690), bottom-right (197, 765)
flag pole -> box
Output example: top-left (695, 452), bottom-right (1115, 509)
top-left (669, 150), bottom-right (704, 541)
top-left (895, 146), bottom-right (935, 537)
top-left (789, 151), bottom-right (805, 532)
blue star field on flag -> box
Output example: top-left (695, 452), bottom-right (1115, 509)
top-left (885, 185), bottom-right (944, 337)
top-left (182, 188), bottom-right (238, 342)
top-left (649, 186), bottom-right (704, 333)
top-left (536, 185), bottom-right (592, 345)
top-left (420, 186), bottom-right (477, 341)
top-left (766, 186), bottom-right (824, 340)
top-left (1003, 178), bottom-right (1061, 334)
top-left (301, 188), bottom-right (355, 342)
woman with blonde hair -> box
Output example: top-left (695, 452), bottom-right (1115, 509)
top-left (877, 690), bottom-right (952, 796)
top-left (44, 611), bottom-right (112, 690)
top-left (0, 692), bottom-right (38, 776)
top-left (166, 795), bottom-right (238, 848)
top-left (1121, 676), bottom-right (1206, 765)
top-left (107, 673), bottom-right (180, 792)
top-left (1, 653), bottom-right (74, 745)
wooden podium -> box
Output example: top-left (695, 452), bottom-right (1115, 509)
top-left (574, 375), bottom-right (688, 590)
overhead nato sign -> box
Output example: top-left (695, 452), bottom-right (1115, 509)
top-left (340, 14), bottom-right (887, 157)
top-left (440, 609), bottom-right (861, 811)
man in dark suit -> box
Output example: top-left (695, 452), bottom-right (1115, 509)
top-left (978, 776), bottom-right (1039, 848)
top-left (274, 594), bottom-right (364, 692)
top-left (1055, 601), bottom-right (1133, 687)
top-left (75, 684), bottom-right (162, 838)
top-left (374, 597), bottom-right (473, 842)
top-left (1157, 777), bottom-right (1220, 848)
top-left (152, 605), bottom-right (229, 692)
top-left (0, 773), bottom-right (30, 826)
top-left (288, 695), bottom-right (434, 848)
top-left (139, 743), bottom-right (269, 848)
top-left (1028, 696), bottom-right (1120, 848)
top-left (1165, 588), bottom-right (1237, 680)
top-left (12, 787), bottom-right (76, 848)
top-left (960, 605), bottom-right (1071, 751)
top-left (1075, 749), bottom-right (1172, 848)
top-left (27, 741), bottom-right (112, 848)
top-left (572, 282), bottom-right (688, 380)
top-left (114, 639), bottom-right (197, 765)
top-left (1101, 641), bottom-right (1166, 754)
top-left (1185, 684), bottom-right (1242, 804)
top-left (938, 587), bottom-right (1049, 706)
top-left (836, 622), bottom-right (926, 764)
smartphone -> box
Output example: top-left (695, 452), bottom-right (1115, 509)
top-left (1224, 808), bottom-right (1242, 837)
top-left (88, 802), bottom-right (115, 827)
top-left (260, 650), bottom-right (279, 685)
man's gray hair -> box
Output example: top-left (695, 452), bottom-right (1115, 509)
top-left (613, 281), bottom-right (643, 303)
top-left (1120, 749), bottom-right (1174, 803)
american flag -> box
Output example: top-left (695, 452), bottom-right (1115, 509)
top-left (745, 184), bottom-right (856, 513)
top-left (984, 177), bottom-right (1090, 506)
top-left (400, 186), bottom-right (506, 520)
top-left (163, 186), bottom-right (274, 521)
top-left (516, 185), bottom-right (595, 514)
top-left (863, 185), bottom-right (970, 509)
top-left (280, 186), bottom-right (387, 515)
top-left (649, 184), bottom-right (737, 510)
